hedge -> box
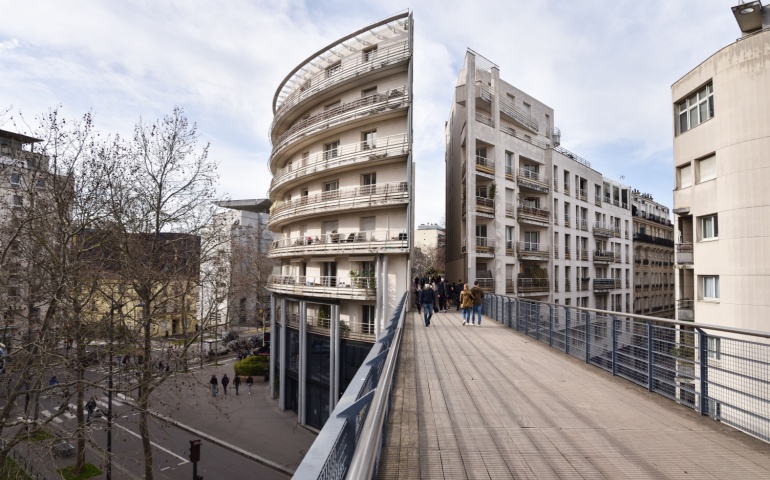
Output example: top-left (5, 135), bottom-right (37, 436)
top-left (234, 355), bottom-right (268, 376)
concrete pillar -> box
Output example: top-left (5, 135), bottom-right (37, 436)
top-left (331, 303), bottom-right (340, 410)
top-left (298, 300), bottom-right (307, 425)
top-left (278, 297), bottom-right (287, 411)
top-left (381, 254), bottom-right (389, 335)
top-left (269, 294), bottom-right (276, 399)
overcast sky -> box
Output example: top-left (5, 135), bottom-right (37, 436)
top-left (0, 0), bottom-right (742, 226)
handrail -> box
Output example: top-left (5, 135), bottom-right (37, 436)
top-left (499, 97), bottom-right (539, 132)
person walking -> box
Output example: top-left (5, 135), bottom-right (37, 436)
top-left (419, 284), bottom-right (436, 326)
top-left (471, 280), bottom-right (485, 326)
top-left (221, 373), bottom-right (230, 395)
top-left (414, 284), bottom-right (422, 314)
top-left (210, 374), bottom-right (218, 397)
top-left (455, 279), bottom-right (463, 311)
top-left (86, 397), bottom-right (96, 422)
top-left (460, 284), bottom-right (474, 325)
top-left (437, 279), bottom-right (446, 313)
top-left (234, 375), bottom-right (241, 395)
top-left (246, 375), bottom-right (254, 394)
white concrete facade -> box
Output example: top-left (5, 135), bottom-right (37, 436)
top-left (414, 223), bottom-right (445, 252)
top-left (445, 50), bottom-right (633, 311)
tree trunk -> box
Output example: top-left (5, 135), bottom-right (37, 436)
top-left (139, 304), bottom-right (154, 480)
top-left (74, 345), bottom-right (86, 474)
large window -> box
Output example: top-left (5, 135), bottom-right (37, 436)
top-left (678, 83), bottom-right (714, 134)
top-left (362, 130), bottom-right (377, 150)
top-left (362, 46), bottom-right (377, 63)
top-left (325, 62), bottom-right (341, 78)
top-left (678, 163), bottom-right (692, 189)
top-left (324, 141), bottom-right (340, 160)
top-left (701, 215), bottom-right (718, 240)
top-left (697, 155), bottom-right (716, 183)
top-left (701, 275), bottom-right (720, 300)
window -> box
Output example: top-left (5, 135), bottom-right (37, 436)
top-left (697, 155), bottom-right (716, 183)
top-left (362, 46), bottom-right (377, 62)
top-left (523, 102), bottom-right (531, 115)
top-left (12, 195), bottom-right (22, 208)
top-left (324, 100), bottom-right (340, 111)
top-left (707, 337), bottom-right (721, 360)
top-left (701, 275), bottom-right (720, 300)
top-left (524, 231), bottom-right (539, 250)
top-left (677, 83), bottom-right (714, 134)
top-left (362, 305), bottom-right (375, 335)
top-left (324, 141), bottom-right (340, 160)
top-left (678, 163), bottom-right (692, 189)
top-left (323, 180), bottom-right (339, 192)
top-left (505, 226), bottom-right (514, 249)
top-left (10, 173), bottom-right (20, 186)
top-left (325, 62), bottom-right (341, 78)
top-left (701, 215), bottom-right (718, 240)
top-left (361, 87), bottom-right (378, 99)
top-left (505, 151), bottom-right (513, 176)
top-left (361, 173), bottom-right (376, 194)
top-left (360, 216), bottom-right (375, 233)
top-left (36, 178), bottom-right (46, 189)
top-left (362, 130), bottom-right (377, 150)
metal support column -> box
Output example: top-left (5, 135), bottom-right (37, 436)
top-left (565, 307), bottom-right (570, 355)
top-left (647, 320), bottom-right (654, 392)
top-left (584, 311), bottom-right (591, 363)
top-left (278, 297), bottom-right (287, 411)
top-left (611, 315), bottom-right (618, 376)
top-left (269, 295), bottom-right (277, 399)
top-left (535, 303), bottom-right (541, 340)
top-left (332, 304), bottom-right (341, 408)
top-left (298, 300), bottom-right (307, 425)
top-left (697, 328), bottom-right (709, 415)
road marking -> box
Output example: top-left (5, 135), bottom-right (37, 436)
top-left (40, 410), bottom-right (64, 424)
top-left (113, 423), bottom-right (189, 464)
top-left (160, 467), bottom-right (170, 471)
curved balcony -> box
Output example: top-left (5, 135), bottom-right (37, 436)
top-left (516, 242), bottom-right (549, 260)
top-left (290, 313), bottom-right (376, 342)
top-left (270, 86), bottom-right (410, 169)
top-left (269, 134), bottom-right (408, 194)
top-left (269, 229), bottom-right (408, 258)
top-left (269, 181), bottom-right (408, 229)
top-left (272, 40), bottom-right (410, 133)
top-left (516, 169), bottom-right (549, 193)
top-left (267, 275), bottom-right (376, 300)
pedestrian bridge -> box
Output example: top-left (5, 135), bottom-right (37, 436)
top-left (295, 294), bottom-right (770, 479)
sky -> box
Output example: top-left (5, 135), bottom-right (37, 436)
top-left (0, 0), bottom-right (743, 226)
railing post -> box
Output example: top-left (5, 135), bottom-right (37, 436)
top-left (697, 328), bottom-right (709, 416)
top-left (507, 299), bottom-right (512, 327)
top-left (535, 303), bottom-right (541, 340)
top-left (548, 305), bottom-right (553, 347)
top-left (647, 320), bottom-right (654, 392)
top-left (515, 299), bottom-right (520, 331)
top-left (524, 301), bottom-right (529, 337)
top-left (584, 311), bottom-right (591, 363)
top-left (565, 307), bottom-right (570, 355)
top-left (611, 315), bottom-right (617, 376)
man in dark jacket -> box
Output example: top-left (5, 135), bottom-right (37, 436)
top-left (419, 284), bottom-right (436, 326)
top-left (455, 279), bottom-right (463, 311)
top-left (471, 281), bottom-right (485, 326)
top-left (221, 373), bottom-right (230, 395)
top-left (437, 280), bottom-right (447, 312)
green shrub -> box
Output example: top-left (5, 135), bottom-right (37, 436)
top-left (234, 355), bottom-right (268, 376)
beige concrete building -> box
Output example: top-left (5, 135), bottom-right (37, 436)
top-left (445, 50), bottom-right (633, 312)
top-left (631, 191), bottom-right (675, 319)
top-left (414, 223), bottom-right (445, 252)
top-left (266, 12), bottom-right (413, 429)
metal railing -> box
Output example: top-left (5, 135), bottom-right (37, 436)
top-left (593, 250), bottom-right (615, 263)
top-left (517, 242), bottom-right (549, 259)
top-left (475, 111), bottom-right (495, 128)
top-left (499, 97), bottom-right (539, 132)
top-left (517, 277), bottom-right (549, 293)
top-left (516, 168), bottom-right (549, 192)
top-left (676, 243), bottom-right (694, 265)
top-left (269, 230), bottom-right (408, 256)
top-left (294, 293), bottom-right (407, 479)
top-left (517, 205), bottom-right (550, 224)
top-left (553, 145), bottom-right (591, 168)
top-left (476, 196), bottom-right (494, 213)
top-left (593, 222), bottom-right (617, 237)
top-left (475, 155), bottom-right (494, 174)
top-left (499, 123), bottom-right (550, 149)
top-left (267, 275), bottom-right (376, 299)
top-left (482, 294), bottom-right (770, 444)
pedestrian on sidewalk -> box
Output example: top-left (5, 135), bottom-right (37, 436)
top-left (419, 284), bottom-right (436, 326)
top-left (222, 373), bottom-right (230, 395)
top-left (234, 375), bottom-right (241, 395)
top-left (460, 284), bottom-right (474, 325)
top-left (455, 279), bottom-right (463, 311)
top-left (471, 280), bottom-right (485, 326)
top-left (210, 374), bottom-right (218, 397)
top-left (86, 397), bottom-right (96, 422)
top-left (246, 375), bottom-right (253, 395)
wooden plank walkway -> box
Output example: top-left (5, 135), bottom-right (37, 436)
top-left (379, 310), bottom-right (770, 479)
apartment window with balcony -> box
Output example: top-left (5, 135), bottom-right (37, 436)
top-left (707, 337), bottom-right (721, 360)
top-left (524, 231), bottom-right (539, 250)
top-left (476, 147), bottom-right (487, 160)
top-left (505, 151), bottom-right (513, 176)
top-left (362, 46), bottom-right (377, 62)
top-left (697, 155), bottom-right (716, 183)
top-left (677, 83), bottom-right (713, 134)
top-left (10, 173), bottom-right (20, 186)
top-left (362, 130), bottom-right (377, 150)
top-left (701, 275), bottom-right (720, 301)
top-left (324, 100), bottom-right (340, 111)
top-left (700, 215), bottom-right (718, 241)
top-left (677, 163), bottom-right (692, 189)
top-left (362, 87), bottom-right (378, 99)
top-left (323, 180), bottom-right (339, 200)
top-left (505, 226), bottom-right (514, 250)
top-left (362, 305), bottom-right (375, 335)
top-left (361, 173), bottom-right (376, 194)
top-left (12, 195), bottom-right (22, 208)
top-left (324, 141), bottom-right (340, 160)
top-left (325, 62), bottom-right (342, 78)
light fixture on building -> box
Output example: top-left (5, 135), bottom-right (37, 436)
top-left (731, 1), bottom-right (764, 33)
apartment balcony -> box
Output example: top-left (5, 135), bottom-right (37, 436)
top-left (477, 277), bottom-right (495, 292)
top-left (462, 237), bottom-right (495, 256)
top-left (267, 275), bottom-right (376, 300)
top-left (675, 243), bottom-right (693, 266)
top-left (575, 278), bottom-right (590, 292)
top-left (0, 146), bottom-right (49, 170)
top-left (553, 178), bottom-right (559, 192)
top-left (593, 250), bottom-right (615, 264)
top-left (505, 165), bottom-right (513, 181)
top-left (564, 279), bottom-right (571, 292)
top-left (564, 246), bottom-right (571, 260)
top-left (578, 249), bottom-right (588, 261)
top-left (593, 278), bottom-right (615, 292)
top-left (505, 240), bottom-right (514, 256)
top-left (594, 195), bottom-right (602, 207)
top-left (270, 86), bottom-right (410, 167)
top-left (294, 313), bottom-right (376, 343)
top-left (677, 299), bottom-right (694, 321)
top-left (475, 155), bottom-right (495, 176)
top-left (633, 232), bottom-right (675, 248)
top-left (269, 229), bottom-right (408, 257)
top-left (517, 205), bottom-right (550, 227)
top-left (499, 97), bottom-right (539, 133)
top-left (270, 134), bottom-right (408, 192)
top-left (517, 242), bottom-right (550, 261)
top-left (517, 277), bottom-right (549, 296)
top-left (593, 223), bottom-right (617, 238)
top-left (476, 196), bottom-right (495, 215)
top-left (475, 111), bottom-right (495, 129)
top-left (499, 124), bottom-right (550, 149)
top-left (577, 219), bottom-right (588, 232)
top-left (563, 214), bottom-right (571, 228)
top-left (563, 183), bottom-right (570, 196)
top-left (553, 246), bottom-right (559, 259)
top-left (272, 39), bottom-right (410, 132)
top-left (505, 204), bottom-right (515, 219)
top-left (516, 169), bottom-right (549, 193)
top-left (576, 189), bottom-right (587, 202)
top-left (505, 278), bottom-right (514, 294)
top-left (269, 181), bottom-right (408, 229)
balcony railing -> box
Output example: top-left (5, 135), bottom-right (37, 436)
top-left (564, 246), bottom-right (571, 260)
top-left (579, 249), bottom-right (589, 261)
top-left (676, 243), bottom-right (693, 265)
top-left (269, 181), bottom-right (408, 226)
top-left (270, 134), bottom-right (408, 191)
top-left (499, 97), bottom-right (539, 132)
top-left (593, 223), bottom-right (617, 238)
top-left (677, 299), bottom-right (694, 321)
top-left (505, 278), bottom-right (515, 294)
top-left (575, 278), bottom-right (590, 291)
top-left (553, 246), bottom-right (559, 258)
top-left (577, 218), bottom-right (588, 231)
top-left (505, 204), bottom-right (515, 218)
top-left (475, 111), bottom-right (495, 128)
top-left (500, 124), bottom-right (550, 149)
top-left (564, 279), bottom-right (571, 292)
top-left (516, 169), bottom-right (549, 193)
top-left (563, 183), bottom-right (570, 195)
top-left (269, 230), bottom-right (408, 256)
top-left (476, 278), bottom-right (495, 291)
top-left (517, 277), bottom-right (549, 293)
top-left (594, 278), bottom-right (615, 291)
top-left (563, 214), bottom-right (571, 228)
top-left (476, 196), bottom-right (494, 214)
top-left (633, 233), bottom-right (675, 248)
top-left (475, 236), bottom-right (495, 253)
top-left (505, 165), bottom-right (513, 180)
top-left (475, 155), bottom-right (494, 175)
top-left (576, 189), bottom-right (587, 202)
top-left (516, 242), bottom-right (550, 260)
top-left (505, 240), bottom-right (514, 256)
top-left (517, 205), bottom-right (550, 225)
top-left (553, 211), bottom-right (559, 225)
top-left (594, 195), bottom-right (602, 207)
top-left (268, 275), bottom-right (376, 299)
top-left (271, 86), bottom-right (409, 163)
top-left (273, 40), bottom-right (410, 121)
top-left (593, 250), bottom-right (615, 263)
top-left (553, 178), bottom-right (559, 192)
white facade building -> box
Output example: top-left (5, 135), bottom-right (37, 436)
top-left (414, 223), bottom-right (445, 252)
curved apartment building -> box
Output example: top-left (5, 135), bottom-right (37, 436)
top-left (267, 12), bottom-right (413, 429)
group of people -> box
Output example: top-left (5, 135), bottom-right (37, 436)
top-left (414, 276), bottom-right (485, 327)
top-left (209, 373), bottom-right (254, 397)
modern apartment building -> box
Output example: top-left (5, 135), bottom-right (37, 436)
top-left (445, 50), bottom-right (633, 312)
top-left (672, 1), bottom-right (769, 433)
top-left (631, 191), bottom-right (675, 319)
top-left (266, 12), bottom-right (413, 429)
top-left (414, 223), bottom-right (445, 252)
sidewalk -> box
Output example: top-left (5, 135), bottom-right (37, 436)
top-left (147, 357), bottom-right (316, 474)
